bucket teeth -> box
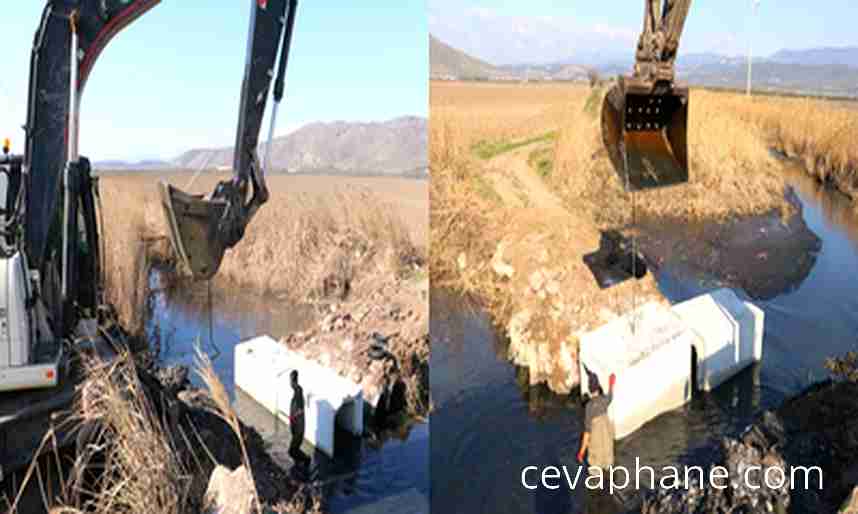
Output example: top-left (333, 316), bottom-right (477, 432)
top-left (159, 181), bottom-right (228, 280)
top-left (601, 83), bottom-right (689, 191)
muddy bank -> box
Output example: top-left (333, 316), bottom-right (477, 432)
top-left (777, 147), bottom-right (858, 200)
top-left (146, 365), bottom-right (318, 511)
top-left (637, 189), bottom-right (822, 300)
top-left (641, 379), bottom-right (858, 514)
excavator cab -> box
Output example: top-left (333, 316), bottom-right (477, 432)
top-left (600, 0), bottom-right (691, 191)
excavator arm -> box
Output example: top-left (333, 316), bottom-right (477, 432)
top-left (601, 0), bottom-right (692, 191)
top-left (160, 0), bottom-right (298, 280)
top-left (18, 0), bottom-right (297, 336)
top-left (24, 0), bottom-right (160, 276)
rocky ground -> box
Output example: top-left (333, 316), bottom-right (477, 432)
top-left (639, 379), bottom-right (858, 514)
top-left (280, 273), bottom-right (430, 417)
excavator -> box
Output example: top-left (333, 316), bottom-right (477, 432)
top-left (0, 0), bottom-right (296, 479)
top-left (585, 0), bottom-right (691, 286)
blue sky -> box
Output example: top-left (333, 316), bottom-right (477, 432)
top-left (429, 1), bottom-right (858, 66)
top-left (1, 2), bottom-right (428, 161)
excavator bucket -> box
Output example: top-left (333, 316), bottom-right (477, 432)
top-left (159, 182), bottom-right (228, 281)
top-left (601, 81), bottom-right (689, 191)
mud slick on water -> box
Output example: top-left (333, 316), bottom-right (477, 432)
top-left (638, 188), bottom-right (822, 301)
top-left (640, 380), bottom-right (858, 514)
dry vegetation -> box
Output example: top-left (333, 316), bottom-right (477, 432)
top-left (7, 349), bottom-right (321, 514)
top-left (719, 91), bottom-right (858, 198)
top-left (99, 173), bottom-right (427, 326)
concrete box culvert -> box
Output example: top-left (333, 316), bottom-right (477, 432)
top-left (579, 289), bottom-right (764, 440)
top-left (234, 335), bottom-right (364, 458)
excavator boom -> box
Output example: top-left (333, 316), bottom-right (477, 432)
top-left (601, 0), bottom-right (692, 191)
top-left (160, 0), bottom-right (298, 280)
top-left (24, 0), bottom-right (160, 275)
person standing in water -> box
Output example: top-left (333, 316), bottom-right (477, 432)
top-left (577, 370), bottom-right (616, 471)
top-left (289, 370), bottom-right (311, 471)
top-left (578, 370), bottom-right (620, 513)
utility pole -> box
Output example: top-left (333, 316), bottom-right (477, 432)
top-left (746, 0), bottom-right (761, 96)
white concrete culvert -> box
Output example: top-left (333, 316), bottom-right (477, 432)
top-left (234, 335), bottom-right (364, 458)
top-left (579, 288), bottom-right (764, 440)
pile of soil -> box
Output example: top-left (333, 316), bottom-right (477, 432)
top-left (640, 379), bottom-right (858, 514)
top-left (280, 274), bottom-right (430, 416)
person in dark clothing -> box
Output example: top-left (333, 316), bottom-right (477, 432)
top-left (578, 369), bottom-right (616, 469)
top-left (578, 369), bottom-right (622, 514)
top-left (288, 370), bottom-right (311, 471)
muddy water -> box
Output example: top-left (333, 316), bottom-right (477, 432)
top-left (431, 166), bottom-right (858, 514)
top-left (147, 275), bottom-right (429, 514)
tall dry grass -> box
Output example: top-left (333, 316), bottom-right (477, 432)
top-left (8, 348), bottom-right (321, 514)
top-left (717, 91), bottom-right (858, 196)
top-left (8, 351), bottom-right (190, 514)
top-left (99, 174), bottom-right (425, 304)
top-left (97, 176), bottom-right (164, 335)
top-left (219, 189), bottom-right (423, 299)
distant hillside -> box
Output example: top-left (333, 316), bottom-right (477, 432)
top-left (430, 38), bottom-right (858, 97)
top-left (770, 47), bottom-right (858, 68)
top-left (430, 35), bottom-right (503, 80)
top-left (93, 159), bottom-right (171, 171)
top-left (675, 61), bottom-right (858, 98)
top-left (172, 116), bottom-right (427, 176)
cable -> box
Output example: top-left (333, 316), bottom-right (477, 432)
top-left (623, 137), bottom-right (638, 338)
top-left (207, 279), bottom-right (220, 360)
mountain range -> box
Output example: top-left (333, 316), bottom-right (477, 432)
top-left (430, 35), bottom-right (858, 98)
top-left (95, 116), bottom-right (428, 176)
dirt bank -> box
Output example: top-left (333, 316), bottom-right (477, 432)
top-left (640, 378), bottom-right (858, 514)
top-left (280, 273), bottom-right (430, 418)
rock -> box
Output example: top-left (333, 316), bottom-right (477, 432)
top-left (153, 365), bottom-right (190, 396)
top-left (491, 242), bottom-right (515, 278)
top-left (529, 270), bottom-right (545, 293)
top-left (205, 465), bottom-right (256, 514)
top-left (457, 252), bottom-right (467, 270)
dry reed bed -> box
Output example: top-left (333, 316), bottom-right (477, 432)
top-left (99, 174), bottom-right (425, 315)
top-left (7, 349), bottom-right (320, 513)
top-left (715, 91), bottom-right (858, 197)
